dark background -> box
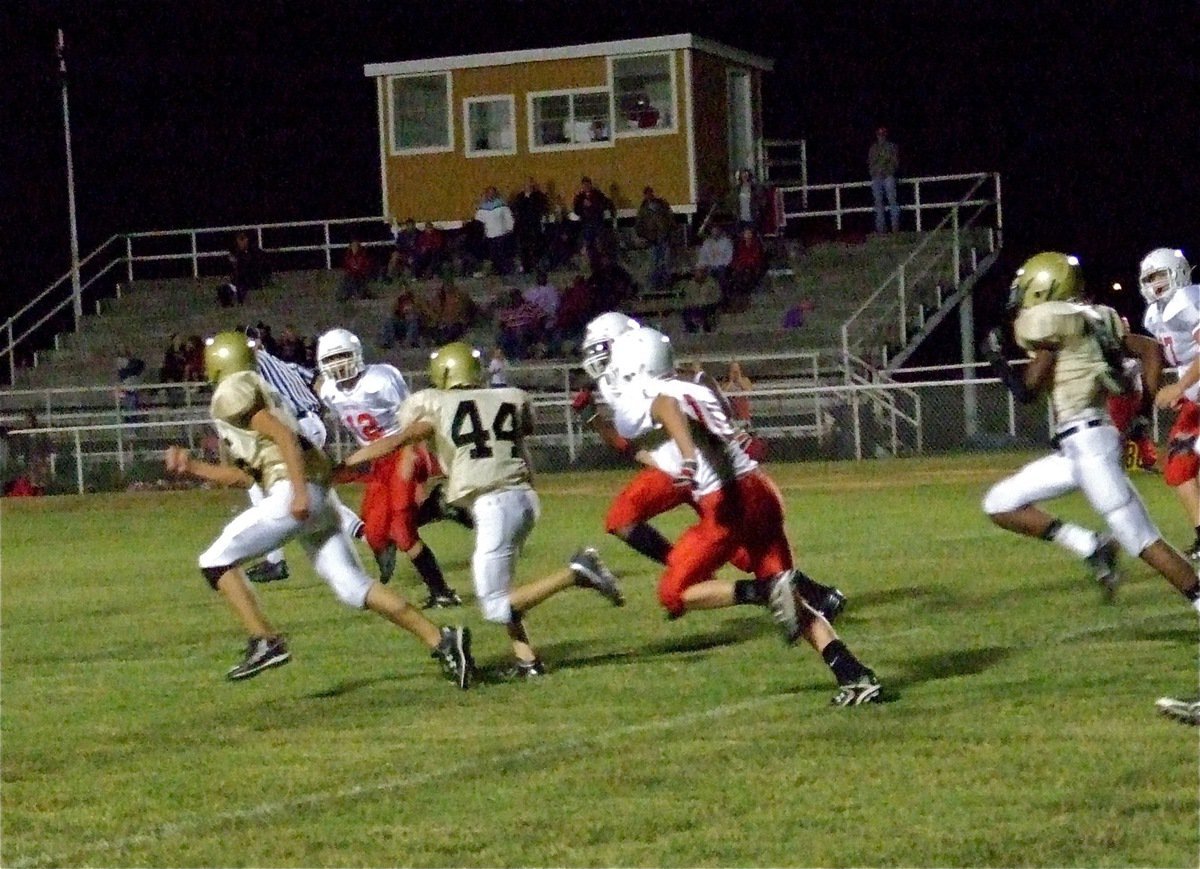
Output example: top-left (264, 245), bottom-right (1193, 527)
top-left (4, 0), bottom-right (1196, 329)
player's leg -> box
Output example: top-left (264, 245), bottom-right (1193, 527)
top-left (391, 446), bottom-right (461, 607)
top-left (198, 481), bottom-right (310, 679)
top-left (604, 467), bottom-right (690, 564)
top-left (242, 482), bottom-right (290, 583)
top-left (1165, 401), bottom-right (1200, 557)
top-left (658, 492), bottom-right (739, 617)
top-left (469, 488), bottom-right (542, 668)
top-left (360, 467), bottom-right (397, 583)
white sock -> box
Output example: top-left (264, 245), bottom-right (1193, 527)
top-left (1050, 522), bottom-right (1099, 558)
top-left (1191, 598), bottom-right (1200, 616)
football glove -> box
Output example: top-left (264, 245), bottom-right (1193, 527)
top-left (980, 327), bottom-right (1005, 363)
top-left (673, 459), bottom-right (699, 490)
top-left (571, 388), bottom-right (595, 413)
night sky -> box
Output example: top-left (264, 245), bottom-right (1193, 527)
top-left (4, 0), bottom-right (1196, 327)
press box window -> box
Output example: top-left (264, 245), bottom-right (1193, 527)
top-left (464, 96), bottom-right (516, 157)
top-left (389, 73), bottom-right (452, 153)
top-left (612, 53), bottom-right (675, 134)
top-left (529, 89), bottom-right (613, 151)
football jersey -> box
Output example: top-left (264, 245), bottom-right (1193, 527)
top-left (210, 370), bottom-right (332, 490)
top-left (611, 376), bottom-right (756, 497)
top-left (1013, 300), bottom-right (1127, 425)
top-left (318, 364), bottom-right (410, 445)
top-left (398, 387), bottom-right (534, 507)
top-left (1143, 284), bottom-right (1200, 401)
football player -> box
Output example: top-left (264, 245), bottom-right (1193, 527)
top-left (316, 328), bottom-right (465, 608)
top-left (1155, 696), bottom-right (1200, 726)
top-left (338, 342), bottom-right (625, 679)
top-left (573, 312), bottom-right (846, 621)
top-left (1138, 248), bottom-right (1200, 557)
top-left (980, 252), bottom-right (1200, 612)
top-left (604, 327), bottom-right (882, 706)
top-left (163, 331), bottom-right (474, 687)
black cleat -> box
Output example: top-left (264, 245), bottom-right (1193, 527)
top-left (1085, 535), bottom-right (1121, 601)
top-left (226, 635), bottom-right (290, 681)
top-left (374, 542), bottom-right (397, 584)
top-left (432, 626), bottom-right (474, 690)
top-left (831, 670), bottom-right (882, 707)
top-left (245, 560), bottom-right (289, 583)
top-left (1155, 696), bottom-right (1200, 726)
top-left (422, 589), bottom-right (464, 609)
top-left (502, 658), bottom-right (547, 681)
top-left (569, 547), bottom-right (624, 606)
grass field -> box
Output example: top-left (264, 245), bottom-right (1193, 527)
top-left (2, 453), bottom-right (1198, 867)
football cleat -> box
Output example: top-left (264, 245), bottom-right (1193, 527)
top-left (1185, 542), bottom-right (1200, 564)
top-left (432, 626), bottom-right (474, 690)
top-left (768, 570), bottom-right (804, 644)
top-left (831, 671), bottom-right (882, 707)
top-left (245, 559), bottom-right (289, 584)
top-left (569, 547), bottom-right (624, 606)
top-left (1085, 535), bottom-right (1120, 601)
top-left (227, 635), bottom-right (290, 681)
top-left (422, 589), bottom-right (464, 609)
top-left (502, 658), bottom-right (548, 681)
top-left (374, 541), bottom-right (398, 584)
top-left (1155, 696), bottom-right (1200, 726)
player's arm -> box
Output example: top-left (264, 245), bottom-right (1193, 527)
top-left (164, 445), bottom-right (254, 488)
top-left (694, 369), bottom-right (738, 422)
top-left (980, 328), bottom-right (1043, 404)
top-left (341, 420), bottom-right (435, 469)
top-left (250, 408), bottom-right (311, 519)
top-left (650, 393), bottom-right (700, 487)
top-left (1021, 348), bottom-right (1056, 395)
top-left (1155, 341), bottom-right (1200, 409)
top-left (1124, 334), bottom-right (1165, 396)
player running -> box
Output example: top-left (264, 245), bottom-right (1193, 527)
top-left (316, 328), bottom-right (465, 608)
top-left (338, 342), bottom-right (624, 679)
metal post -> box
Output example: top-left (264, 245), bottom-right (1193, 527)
top-left (913, 179), bottom-right (922, 232)
top-left (851, 389), bottom-right (862, 460)
top-left (952, 208), bottom-right (961, 288)
top-left (126, 235), bottom-right (134, 282)
top-left (6, 322), bottom-right (13, 384)
top-left (59, 30), bottom-right (82, 331)
top-left (74, 428), bottom-right (83, 494)
top-left (960, 292), bottom-right (978, 439)
top-left (191, 231), bottom-right (199, 277)
top-left (800, 139), bottom-right (808, 209)
top-left (898, 266), bottom-right (907, 346)
top-left (1006, 387), bottom-right (1016, 437)
top-left (834, 186), bottom-right (843, 232)
top-left (324, 222), bottom-right (333, 270)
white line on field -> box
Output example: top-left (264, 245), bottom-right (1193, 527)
top-left (7, 693), bottom-right (790, 868)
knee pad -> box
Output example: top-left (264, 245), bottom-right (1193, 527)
top-left (200, 565), bottom-right (232, 591)
top-left (478, 590), bottom-right (513, 624)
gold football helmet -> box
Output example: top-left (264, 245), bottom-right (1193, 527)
top-left (429, 342), bottom-right (483, 389)
top-left (203, 331), bottom-right (257, 384)
top-left (1009, 252), bottom-right (1084, 310)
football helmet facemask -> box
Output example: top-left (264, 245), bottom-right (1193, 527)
top-left (1008, 251), bottom-right (1084, 310)
top-left (429, 342), bottom-right (483, 389)
top-left (204, 331), bottom-right (257, 384)
top-left (316, 328), bottom-right (365, 384)
top-left (582, 312), bottom-right (641, 380)
top-left (1139, 247), bottom-right (1191, 307)
top-left (608, 326), bottom-right (675, 387)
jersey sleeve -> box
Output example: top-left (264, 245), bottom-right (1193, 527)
top-left (397, 388), bottom-right (437, 430)
top-left (211, 371), bottom-right (267, 427)
top-left (1014, 304), bottom-right (1083, 351)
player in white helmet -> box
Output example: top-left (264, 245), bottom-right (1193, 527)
top-left (572, 312), bottom-right (846, 621)
top-left (604, 326), bottom-right (881, 706)
top-left (1137, 248), bottom-right (1200, 558)
top-left (316, 328), bottom-right (465, 608)
top-left (980, 252), bottom-right (1200, 615)
top-left (337, 341), bottom-right (624, 679)
top-left (162, 331), bottom-right (473, 688)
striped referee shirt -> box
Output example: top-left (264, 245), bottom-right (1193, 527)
top-left (255, 349), bottom-right (322, 418)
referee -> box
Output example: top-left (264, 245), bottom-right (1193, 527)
top-left (244, 331), bottom-right (365, 582)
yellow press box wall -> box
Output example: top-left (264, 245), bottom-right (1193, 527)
top-left (378, 53), bottom-right (692, 224)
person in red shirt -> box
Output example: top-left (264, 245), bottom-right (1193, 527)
top-left (337, 239), bottom-right (376, 301)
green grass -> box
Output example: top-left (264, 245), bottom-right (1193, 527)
top-left (2, 453), bottom-right (1197, 867)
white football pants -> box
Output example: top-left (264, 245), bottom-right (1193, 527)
top-left (247, 414), bottom-right (362, 565)
top-left (470, 486), bottom-right (540, 624)
top-left (982, 422), bottom-right (1161, 556)
top-left (200, 480), bottom-right (374, 608)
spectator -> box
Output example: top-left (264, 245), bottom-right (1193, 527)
top-left (413, 222), bottom-right (447, 278)
top-left (572, 176), bottom-right (613, 259)
top-left (227, 231), bottom-right (270, 301)
top-left (182, 335), bottom-right (205, 381)
top-left (680, 267), bottom-right (722, 334)
top-left (387, 218), bottom-right (420, 281)
top-left (488, 346), bottom-right (509, 387)
top-left (636, 186), bottom-right (675, 290)
top-left (159, 334), bottom-right (186, 383)
top-left (423, 278), bottom-right (478, 344)
top-left (378, 288), bottom-right (422, 349)
top-left (726, 226), bottom-right (768, 311)
top-left (510, 178), bottom-right (549, 274)
top-left (338, 239), bottom-right (376, 301)
top-left (555, 274), bottom-right (595, 354)
top-left (869, 126), bottom-right (900, 233)
top-left (475, 186), bottom-right (516, 276)
top-left (454, 215), bottom-right (488, 278)
top-left (696, 223), bottom-right (734, 284)
top-left (495, 288), bottom-right (545, 360)
top-left (722, 361), bottom-right (754, 426)
top-left (523, 270), bottom-right (559, 329)
top-left (11, 410), bottom-right (53, 492)
top-left (251, 321), bottom-right (278, 355)
top-left (116, 349), bottom-right (147, 414)
top-left (587, 253), bottom-right (637, 311)
top-left (544, 220), bottom-right (579, 272)
top-left (726, 169), bottom-right (771, 234)
top-left (276, 324), bottom-right (306, 365)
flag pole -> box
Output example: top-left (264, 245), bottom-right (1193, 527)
top-left (58, 28), bottom-right (82, 329)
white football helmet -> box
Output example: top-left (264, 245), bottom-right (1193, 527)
top-left (1139, 248), bottom-right (1191, 306)
top-left (608, 326), bottom-right (675, 387)
top-left (316, 328), bottom-right (365, 384)
top-left (582, 312), bottom-right (640, 380)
